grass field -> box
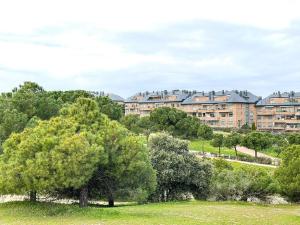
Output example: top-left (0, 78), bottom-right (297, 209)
top-left (228, 160), bottom-right (276, 172)
top-left (189, 139), bottom-right (242, 157)
top-left (0, 201), bottom-right (299, 225)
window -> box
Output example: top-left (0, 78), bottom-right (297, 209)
top-left (229, 112), bottom-right (233, 117)
top-left (220, 113), bottom-right (226, 117)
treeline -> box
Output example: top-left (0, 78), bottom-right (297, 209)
top-left (120, 108), bottom-right (300, 160)
top-left (0, 82), bottom-right (299, 206)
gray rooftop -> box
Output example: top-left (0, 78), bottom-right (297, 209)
top-left (125, 90), bottom-right (192, 103)
top-left (91, 91), bottom-right (125, 102)
top-left (182, 90), bottom-right (260, 104)
top-left (256, 91), bottom-right (300, 106)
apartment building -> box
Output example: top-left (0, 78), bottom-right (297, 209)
top-left (124, 90), bottom-right (300, 132)
top-left (256, 92), bottom-right (300, 131)
top-left (181, 90), bottom-right (260, 128)
top-left (125, 90), bottom-right (191, 116)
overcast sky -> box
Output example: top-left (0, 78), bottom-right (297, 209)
top-left (0, 0), bottom-right (300, 98)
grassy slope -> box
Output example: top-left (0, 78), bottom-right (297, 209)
top-left (0, 201), bottom-right (299, 225)
top-left (228, 160), bottom-right (276, 172)
top-left (189, 139), bottom-right (281, 159)
top-left (189, 139), bottom-right (242, 157)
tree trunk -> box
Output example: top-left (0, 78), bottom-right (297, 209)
top-left (108, 193), bottom-right (114, 207)
top-left (79, 186), bottom-right (88, 208)
top-left (219, 147), bottom-right (221, 157)
top-left (29, 191), bottom-right (37, 202)
top-left (255, 150), bottom-right (258, 158)
top-left (234, 146), bottom-right (238, 157)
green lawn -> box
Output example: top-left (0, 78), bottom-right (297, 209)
top-left (0, 201), bottom-right (299, 225)
top-left (189, 139), bottom-right (241, 157)
top-left (263, 147), bottom-right (281, 158)
top-left (228, 160), bottom-right (276, 172)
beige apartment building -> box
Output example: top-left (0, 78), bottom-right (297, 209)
top-left (125, 90), bottom-right (300, 132)
top-left (256, 92), bottom-right (300, 131)
top-left (125, 90), bottom-right (190, 116)
top-left (181, 90), bottom-right (259, 128)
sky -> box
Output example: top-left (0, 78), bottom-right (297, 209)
top-left (0, 0), bottom-right (300, 98)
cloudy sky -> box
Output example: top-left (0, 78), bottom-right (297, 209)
top-left (0, 0), bottom-right (300, 98)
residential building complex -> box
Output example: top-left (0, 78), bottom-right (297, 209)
top-left (125, 90), bottom-right (190, 116)
top-left (181, 90), bottom-right (259, 128)
top-left (124, 90), bottom-right (300, 132)
top-left (256, 92), bottom-right (300, 131)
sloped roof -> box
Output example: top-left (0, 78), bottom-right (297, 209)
top-left (182, 90), bottom-right (260, 104)
top-left (125, 90), bottom-right (192, 103)
top-left (256, 91), bottom-right (300, 106)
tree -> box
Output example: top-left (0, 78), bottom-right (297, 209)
top-left (275, 145), bottom-right (300, 201)
top-left (242, 132), bottom-right (272, 158)
top-left (0, 117), bottom-right (103, 206)
top-left (89, 121), bottom-right (156, 207)
top-left (95, 96), bottom-right (124, 121)
top-left (148, 133), bottom-right (212, 201)
top-left (0, 109), bottom-right (28, 152)
top-left (149, 107), bottom-right (203, 138)
top-left (212, 134), bottom-right (224, 156)
top-left (210, 167), bottom-right (278, 201)
top-left (273, 135), bottom-right (289, 157)
top-left (120, 114), bottom-right (144, 134)
top-left (287, 133), bottom-right (300, 145)
top-left (224, 132), bottom-right (242, 157)
top-left (197, 124), bottom-right (213, 140)
top-left (175, 116), bottom-right (200, 138)
top-left (0, 82), bottom-right (63, 149)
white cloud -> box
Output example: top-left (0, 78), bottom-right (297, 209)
top-left (0, 0), bottom-right (299, 96)
top-left (1, 0), bottom-right (300, 33)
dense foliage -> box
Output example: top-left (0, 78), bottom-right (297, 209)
top-left (0, 97), bottom-right (153, 207)
top-left (275, 145), bottom-right (300, 201)
top-left (224, 132), bottom-right (242, 156)
top-left (242, 132), bottom-right (272, 158)
top-left (121, 107), bottom-right (213, 139)
top-left (210, 159), bottom-right (279, 201)
top-left (148, 133), bottom-right (212, 201)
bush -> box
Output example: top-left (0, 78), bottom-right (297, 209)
top-left (148, 133), bottom-right (213, 201)
top-left (210, 165), bottom-right (279, 201)
top-left (275, 145), bottom-right (300, 202)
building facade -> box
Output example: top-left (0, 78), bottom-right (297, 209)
top-left (181, 90), bottom-right (259, 128)
top-left (124, 90), bottom-right (300, 132)
top-left (256, 92), bottom-right (300, 131)
top-left (125, 90), bottom-right (190, 116)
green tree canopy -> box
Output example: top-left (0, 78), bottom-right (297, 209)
top-left (88, 121), bottom-right (156, 206)
top-left (275, 145), bottom-right (300, 201)
top-left (224, 132), bottom-right (242, 156)
top-left (0, 117), bottom-right (102, 200)
top-left (148, 132), bottom-right (212, 201)
top-left (123, 107), bottom-right (205, 138)
top-left (242, 132), bottom-right (272, 158)
top-left (211, 134), bottom-right (224, 156)
top-left (197, 124), bottom-right (214, 140)
top-left (95, 96), bottom-right (124, 121)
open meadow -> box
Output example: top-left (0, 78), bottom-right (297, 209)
top-left (0, 201), bottom-right (299, 225)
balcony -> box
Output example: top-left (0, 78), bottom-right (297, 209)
top-left (200, 117), bottom-right (220, 121)
top-left (272, 126), bottom-right (285, 130)
top-left (256, 111), bottom-right (274, 116)
top-left (286, 127), bottom-right (300, 131)
top-left (285, 119), bottom-right (300, 124)
top-left (275, 111), bottom-right (295, 115)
